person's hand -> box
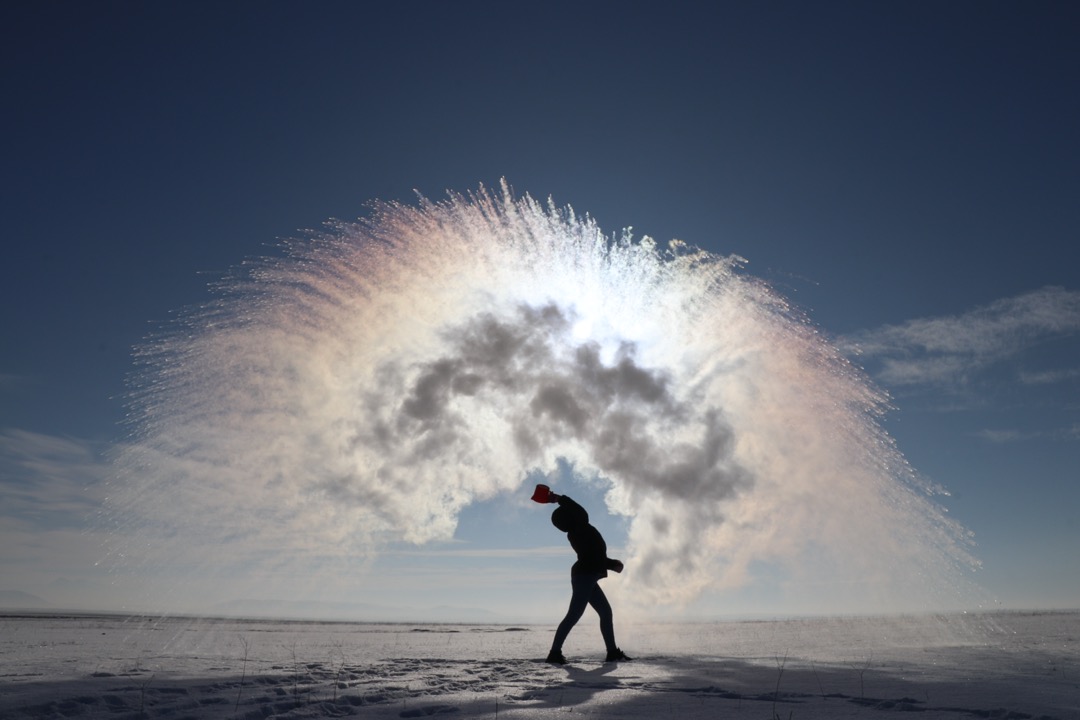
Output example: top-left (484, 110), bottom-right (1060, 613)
top-left (532, 484), bottom-right (557, 504)
top-left (611, 559), bottom-right (624, 573)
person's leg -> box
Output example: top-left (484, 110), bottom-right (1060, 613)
top-left (550, 574), bottom-right (597, 655)
top-left (587, 583), bottom-right (617, 653)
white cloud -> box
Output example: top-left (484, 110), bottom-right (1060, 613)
top-left (1019, 367), bottom-right (1080, 385)
top-left (841, 286), bottom-right (1080, 388)
top-left (0, 429), bottom-right (116, 608)
top-left (971, 424), bottom-right (1080, 444)
top-left (388, 545), bottom-right (570, 559)
top-left (0, 428), bottom-right (109, 530)
top-left (973, 429), bottom-right (1031, 443)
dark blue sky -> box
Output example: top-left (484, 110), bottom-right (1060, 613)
top-left (2, 1), bottom-right (1079, 614)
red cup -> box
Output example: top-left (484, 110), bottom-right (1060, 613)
top-left (531, 484), bottom-right (551, 504)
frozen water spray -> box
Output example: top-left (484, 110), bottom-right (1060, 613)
top-left (110, 183), bottom-right (979, 613)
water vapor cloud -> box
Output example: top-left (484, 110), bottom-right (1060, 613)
top-left (109, 184), bottom-right (980, 612)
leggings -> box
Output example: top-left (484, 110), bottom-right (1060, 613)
top-left (551, 572), bottom-right (616, 653)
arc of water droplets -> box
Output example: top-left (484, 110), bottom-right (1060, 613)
top-left (112, 182), bottom-right (979, 611)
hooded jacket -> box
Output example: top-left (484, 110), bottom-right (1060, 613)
top-left (552, 495), bottom-right (621, 577)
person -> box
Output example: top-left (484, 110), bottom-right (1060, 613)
top-left (534, 485), bottom-right (632, 664)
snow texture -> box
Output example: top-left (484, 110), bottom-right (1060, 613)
top-left (2, 611), bottom-right (1077, 719)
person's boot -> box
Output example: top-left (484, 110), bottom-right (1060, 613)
top-left (605, 648), bottom-right (632, 662)
top-left (545, 650), bottom-right (567, 665)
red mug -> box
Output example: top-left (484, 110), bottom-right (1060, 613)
top-left (531, 484), bottom-right (551, 504)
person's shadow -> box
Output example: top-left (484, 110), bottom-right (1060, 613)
top-left (534, 661), bottom-right (623, 711)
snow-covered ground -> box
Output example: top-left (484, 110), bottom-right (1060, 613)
top-left (2, 610), bottom-right (1077, 719)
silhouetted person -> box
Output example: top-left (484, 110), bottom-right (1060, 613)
top-left (533, 485), bottom-right (632, 664)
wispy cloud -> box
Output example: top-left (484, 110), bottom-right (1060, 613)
top-left (0, 428), bottom-right (108, 530)
top-left (840, 286), bottom-right (1080, 389)
top-left (972, 424), bottom-right (1080, 444)
top-left (1019, 367), bottom-right (1080, 385)
top-left (387, 545), bottom-right (570, 559)
top-left (972, 429), bottom-right (1033, 444)
top-left (0, 429), bottom-right (116, 608)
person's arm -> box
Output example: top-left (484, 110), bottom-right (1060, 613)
top-left (552, 492), bottom-right (577, 508)
top-left (606, 558), bottom-right (624, 573)
top-left (553, 493), bottom-right (584, 513)
top-left (551, 493), bottom-right (593, 528)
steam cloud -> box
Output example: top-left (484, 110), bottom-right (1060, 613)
top-left (111, 183), bottom-right (979, 611)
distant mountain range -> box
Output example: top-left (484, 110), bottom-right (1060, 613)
top-left (0, 591), bottom-right (514, 623)
top-left (209, 598), bottom-right (508, 623)
top-left (0, 590), bottom-right (50, 608)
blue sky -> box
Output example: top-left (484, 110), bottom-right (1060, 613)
top-left (2, 1), bottom-right (1078, 620)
